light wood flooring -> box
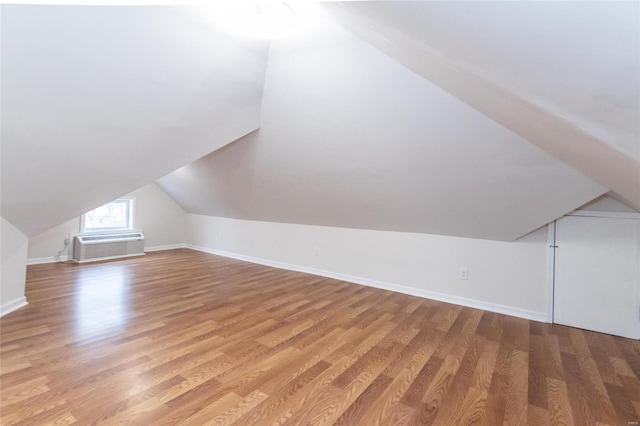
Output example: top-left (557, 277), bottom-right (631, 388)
top-left (1, 248), bottom-right (639, 425)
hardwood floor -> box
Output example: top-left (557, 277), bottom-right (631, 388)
top-left (1, 248), bottom-right (639, 425)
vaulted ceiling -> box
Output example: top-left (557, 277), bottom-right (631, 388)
top-left (2, 2), bottom-right (638, 241)
top-left (324, 1), bottom-right (640, 211)
top-left (1, 5), bottom-right (268, 236)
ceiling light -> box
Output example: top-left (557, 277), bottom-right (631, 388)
top-left (214, 3), bottom-right (298, 40)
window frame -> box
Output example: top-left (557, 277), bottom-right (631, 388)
top-left (80, 198), bottom-right (136, 234)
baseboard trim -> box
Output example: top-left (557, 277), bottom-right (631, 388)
top-left (144, 244), bottom-right (187, 253)
top-left (1, 296), bottom-right (28, 317)
top-left (27, 255), bottom-right (70, 265)
top-left (186, 245), bottom-right (548, 323)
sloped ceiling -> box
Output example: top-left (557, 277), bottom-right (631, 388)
top-left (324, 1), bottom-right (640, 211)
top-left (2, 2), bottom-right (636, 242)
top-left (0, 5), bottom-right (268, 236)
top-left (158, 6), bottom-right (610, 241)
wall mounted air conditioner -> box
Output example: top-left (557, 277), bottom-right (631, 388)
top-left (72, 232), bottom-right (145, 263)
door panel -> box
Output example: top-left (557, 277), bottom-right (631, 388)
top-left (554, 215), bottom-right (640, 339)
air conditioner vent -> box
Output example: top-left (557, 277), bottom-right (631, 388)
top-left (79, 233), bottom-right (143, 243)
top-left (72, 232), bottom-right (145, 262)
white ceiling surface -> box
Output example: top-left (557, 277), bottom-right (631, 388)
top-left (2, 3), bottom-right (633, 242)
top-left (325, 1), bottom-right (640, 211)
top-left (1, 5), bottom-right (268, 236)
top-left (158, 7), bottom-right (607, 241)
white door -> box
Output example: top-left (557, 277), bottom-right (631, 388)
top-left (553, 215), bottom-right (640, 339)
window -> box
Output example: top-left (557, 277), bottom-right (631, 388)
top-left (81, 199), bottom-right (134, 233)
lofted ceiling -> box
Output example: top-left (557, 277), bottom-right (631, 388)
top-left (0, 5), bottom-right (268, 236)
top-left (2, 2), bottom-right (638, 241)
top-left (328, 1), bottom-right (640, 162)
top-left (158, 4), bottom-right (611, 241)
top-left (324, 1), bottom-right (640, 211)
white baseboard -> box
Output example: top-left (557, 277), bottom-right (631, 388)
top-left (144, 244), bottom-right (187, 252)
top-left (1, 296), bottom-right (28, 317)
top-left (27, 255), bottom-right (70, 265)
top-left (186, 245), bottom-right (548, 323)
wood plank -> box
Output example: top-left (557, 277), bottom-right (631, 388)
top-left (547, 377), bottom-right (576, 426)
top-left (0, 249), bottom-right (638, 425)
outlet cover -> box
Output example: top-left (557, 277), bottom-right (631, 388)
top-left (459, 267), bottom-right (468, 280)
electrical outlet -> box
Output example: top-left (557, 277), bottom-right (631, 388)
top-left (314, 246), bottom-right (320, 257)
top-left (459, 267), bottom-right (468, 280)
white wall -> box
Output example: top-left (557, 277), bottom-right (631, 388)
top-left (1, 216), bottom-right (29, 316)
top-left (186, 214), bottom-right (549, 321)
top-left (28, 182), bottom-right (187, 262)
top-left (130, 182), bottom-right (188, 249)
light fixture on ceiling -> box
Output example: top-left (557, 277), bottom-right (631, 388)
top-left (215, 3), bottom-right (298, 40)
